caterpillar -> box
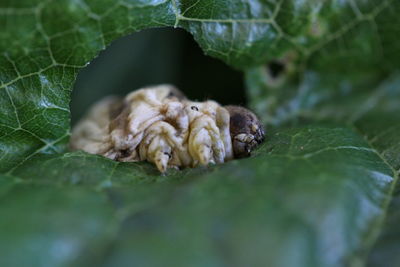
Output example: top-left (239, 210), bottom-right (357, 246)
top-left (70, 85), bottom-right (265, 172)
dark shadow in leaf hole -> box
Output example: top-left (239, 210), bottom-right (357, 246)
top-left (70, 27), bottom-right (245, 124)
top-left (267, 60), bottom-right (286, 79)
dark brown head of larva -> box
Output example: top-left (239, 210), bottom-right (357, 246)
top-left (225, 105), bottom-right (265, 158)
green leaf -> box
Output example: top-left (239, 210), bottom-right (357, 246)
top-left (1, 123), bottom-right (397, 267)
top-left (1, 0), bottom-right (399, 266)
top-left (247, 66), bottom-right (400, 266)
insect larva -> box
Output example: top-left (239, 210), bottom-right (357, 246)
top-left (70, 85), bottom-right (265, 172)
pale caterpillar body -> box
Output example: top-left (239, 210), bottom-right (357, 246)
top-left (70, 85), bottom-right (264, 172)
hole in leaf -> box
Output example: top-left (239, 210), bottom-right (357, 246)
top-left (71, 27), bottom-right (245, 124)
top-left (267, 60), bottom-right (286, 78)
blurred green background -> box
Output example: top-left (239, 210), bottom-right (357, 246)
top-left (70, 27), bottom-right (245, 124)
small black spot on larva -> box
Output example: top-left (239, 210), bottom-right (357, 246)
top-left (119, 149), bottom-right (130, 158)
top-left (191, 106), bottom-right (199, 111)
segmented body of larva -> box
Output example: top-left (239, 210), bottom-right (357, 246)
top-left (70, 85), bottom-right (264, 172)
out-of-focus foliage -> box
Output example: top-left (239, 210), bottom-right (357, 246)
top-left (0, 0), bottom-right (399, 266)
